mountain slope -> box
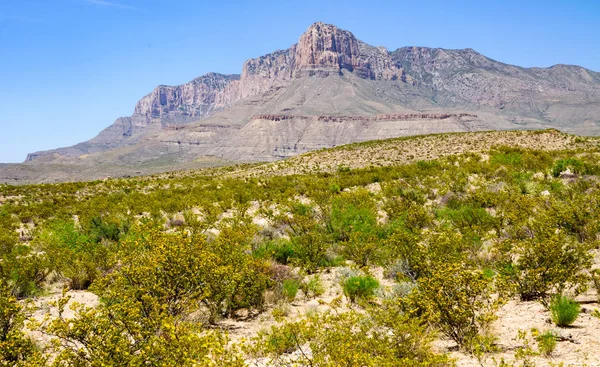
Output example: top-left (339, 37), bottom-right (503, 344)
top-left (17, 21), bottom-right (600, 177)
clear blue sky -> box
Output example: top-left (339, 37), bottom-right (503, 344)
top-left (1, 0), bottom-right (599, 163)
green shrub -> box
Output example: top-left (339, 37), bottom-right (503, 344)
top-left (276, 203), bottom-right (330, 273)
top-left (5, 253), bottom-right (49, 298)
top-left (253, 240), bottom-right (296, 265)
top-left (491, 148), bottom-right (523, 166)
top-left (282, 279), bottom-right (300, 302)
top-left (37, 221), bottom-right (112, 291)
top-left (552, 158), bottom-right (584, 177)
top-left (549, 295), bottom-right (580, 327)
top-left (271, 242), bottom-right (296, 265)
top-left (342, 275), bottom-right (379, 303)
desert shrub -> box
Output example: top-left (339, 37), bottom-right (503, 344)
top-left (0, 231), bottom-right (17, 257)
top-left (386, 228), bottom-right (468, 280)
top-left (534, 329), bottom-right (557, 356)
top-left (491, 148), bottom-right (523, 166)
top-left (2, 252), bottom-right (49, 298)
top-left (289, 231), bottom-right (330, 273)
top-left (342, 275), bottom-right (379, 303)
top-left (301, 275), bottom-right (325, 299)
top-left (339, 230), bottom-right (381, 268)
top-left (0, 282), bottom-right (45, 366)
top-left (271, 302), bottom-right (291, 319)
top-left (253, 239), bottom-right (296, 265)
top-left (87, 215), bottom-right (128, 242)
top-left (282, 279), bottom-right (300, 302)
top-left (37, 221), bottom-right (113, 290)
top-left (593, 270), bottom-right (600, 303)
top-left (94, 224), bottom-right (271, 324)
top-left (408, 262), bottom-right (503, 352)
top-left (546, 194), bottom-right (600, 243)
top-left (497, 225), bottom-right (592, 302)
top-left (45, 291), bottom-right (244, 367)
top-left (276, 203), bottom-right (331, 273)
top-left (94, 226), bottom-right (213, 318)
top-left (437, 204), bottom-right (497, 233)
top-left (329, 190), bottom-right (382, 267)
top-left (193, 225), bottom-right (272, 322)
top-left (250, 302), bottom-right (449, 366)
top-left (549, 295), bottom-right (580, 327)
top-left (383, 188), bottom-right (431, 232)
top-left (552, 158), bottom-right (584, 177)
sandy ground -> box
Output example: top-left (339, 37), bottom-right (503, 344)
top-left (27, 287), bottom-right (99, 345)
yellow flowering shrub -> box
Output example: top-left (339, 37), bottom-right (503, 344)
top-left (0, 282), bottom-right (45, 366)
top-left (407, 262), bottom-right (503, 352)
top-left (249, 299), bottom-right (451, 366)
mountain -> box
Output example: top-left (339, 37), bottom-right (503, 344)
top-left (8, 22), bottom-right (600, 182)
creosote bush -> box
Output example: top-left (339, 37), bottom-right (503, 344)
top-left (249, 298), bottom-right (450, 366)
top-left (407, 262), bottom-right (503, 352)
top-left (0, 282), bottom-right (45, 366)
top-left (497, 224), bottom-right (592, 303)
top-left (45, 290), bottom-right (245, 367)
top-left (533, 329), bottom-right (557, 356)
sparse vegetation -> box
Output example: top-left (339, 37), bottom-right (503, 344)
top-left (0, 130), bottom-right (600, 365)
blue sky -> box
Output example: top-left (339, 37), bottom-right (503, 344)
top-left (1, 0), bottom-right (599, 163)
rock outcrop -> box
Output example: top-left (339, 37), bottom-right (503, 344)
top-left (238, 22), bottom-right (402, 98)
top-left (133, 73), bottom-right (240, 122)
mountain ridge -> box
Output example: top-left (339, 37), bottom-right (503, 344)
top-left (19, 21), bottom-right (600, 173)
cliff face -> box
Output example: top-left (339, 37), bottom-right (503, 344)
top-left (237, 22), bottom-right (402, 98)
top-left (294, 22), bottom-right (401, 80)
top-left (239, 47), bottom-right (297, 99)
top-left (132, 73), bottom-right (241, 122)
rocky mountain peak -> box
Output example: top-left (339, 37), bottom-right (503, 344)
top-left (294, 22), bottom-right (360, 75)
top-left (237, 22), bottom-right (402, 98)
